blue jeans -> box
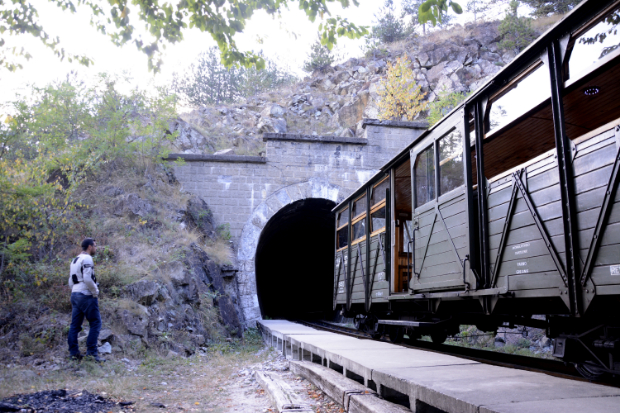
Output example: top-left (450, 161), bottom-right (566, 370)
top-left (67, 293), bottom-right (101, 357)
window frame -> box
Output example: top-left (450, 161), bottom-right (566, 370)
top-left (413, 142), bottom-right (437, 210)
top-left (564, 1), bottom-right (620, 87)
top-left (351, 194), bottom-right (367, 245)
top-left (336, 207), bottom-right (350, 252)
top-left (437, 127), bottom-right (466, 197)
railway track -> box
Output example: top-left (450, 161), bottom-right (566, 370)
top-left (295, 319), bottom-right (618, 386)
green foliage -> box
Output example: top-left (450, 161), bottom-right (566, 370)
top-left (498, 1), bottom-right (537, 52)
top-left (0, 74), bottom-right (177, 299)
top-left (0, 0), bottom-right (367, 73)
top-left (368, 0), bottom-right (409, 45)
top-left (173, 47), bottom-right (297, 105)
top-left (427, 88), bottom-right (469, 126)
top-left (303, 35), bottom-right (336, 73)
top-left (418, 0), bottom-right (463, 27)
top-left (216, 223), bottom-right (232, 241)
top-left (520, 0), bottom-right (580, 17)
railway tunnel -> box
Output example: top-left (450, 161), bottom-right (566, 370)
top-left (255, 198), bottom-right (336, 319)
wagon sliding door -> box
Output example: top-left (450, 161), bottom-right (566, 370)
top-left (411, 116), bottom-right (472, 292)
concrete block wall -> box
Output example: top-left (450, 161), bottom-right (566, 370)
top-left (170, 120), bottom-right (427, 326)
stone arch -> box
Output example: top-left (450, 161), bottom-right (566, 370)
top-left (236, 178), bottom-right (346, 327)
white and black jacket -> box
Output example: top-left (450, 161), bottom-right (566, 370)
top-left (68, 253), bottom-right (99, 297)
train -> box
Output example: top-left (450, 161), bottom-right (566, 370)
top-left (332, 0), bottom-right (620, 379)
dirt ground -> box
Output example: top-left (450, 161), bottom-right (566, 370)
top-left (0, 343), bottom-right (344, 413)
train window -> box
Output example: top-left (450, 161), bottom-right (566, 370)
top-left (336, 209), bottom-right (349, 250)
top-left (438, 129), bottom-right (464, 195)
top-left (337, 208), bottom-right (349, 228)
top-left (568, 5), bottom-right (620, 81)
top-left (414, 145), bottom-right (435, 208)
top-left (352, 218), bottom-right (366, 241)
top-left (337, 226), bottom-right (348, 249)
top-left (487, 62), bottom-right (550, 133)
top-left (370, 206), bottom-right (386, 233)
top-left (352, 196), bottom-right (366, 220)
top-left (371, 177), bottom-right (389, 205)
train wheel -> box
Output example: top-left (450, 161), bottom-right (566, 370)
top-left (388, 326), bottom-right (404, 343)
top-left (430, 330), bottom-right (448, 344)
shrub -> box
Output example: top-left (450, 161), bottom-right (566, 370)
top-left (377, 54), bottom-right (427, 121)
top-left (498, 1), bottom-right (537, 52)
top-left (427, 88), bottom-right (469, 126)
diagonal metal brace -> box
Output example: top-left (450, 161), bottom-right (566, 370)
top-left (513, 172), bottom-right (568, 286)
top-left (490, 171), bottom-right (521, 288)
top-left (580, 128), bottom-right (620, 287)
top-left (416, 213), bottom-right (437, 278)
top-left (357, 242), bottom-right (368, 308)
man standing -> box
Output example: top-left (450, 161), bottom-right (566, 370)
top-left (67, 238), bottom-right (104, 362)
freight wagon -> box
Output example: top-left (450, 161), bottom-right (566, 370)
top-left (332, 0), bottom-right (620, 379)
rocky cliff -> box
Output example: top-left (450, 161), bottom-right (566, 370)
top-left (170, 21), bottom-right (535, 155)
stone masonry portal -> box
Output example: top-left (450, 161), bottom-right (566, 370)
top-left (169, 120), bottom-right (426, 327)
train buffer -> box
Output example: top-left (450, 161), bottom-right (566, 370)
top-left (257, 320), bottom-right (620, 413)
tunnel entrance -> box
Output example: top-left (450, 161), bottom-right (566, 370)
top-left (255, 198), bottom-right (336, 319)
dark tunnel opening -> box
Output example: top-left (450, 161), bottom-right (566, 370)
top-left (255, 198), bottom-right (336, 319)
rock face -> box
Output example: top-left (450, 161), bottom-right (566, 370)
top-left (169, 21), bottom-right (536, 156)
top-left (185, 196), bottom-right (217, 240)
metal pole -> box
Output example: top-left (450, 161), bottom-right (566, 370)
top-left (548, 40), bottom-right (582, 317)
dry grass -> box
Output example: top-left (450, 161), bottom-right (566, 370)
top-left (204, 239), bottom-right (234, 265)
top-left (531, 13), bottom-right (566, 33)
top-left (0, 333), bottom-right (269, 412)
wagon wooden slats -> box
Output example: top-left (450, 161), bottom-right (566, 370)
top-left (580, 126), bottom-right (620, 287)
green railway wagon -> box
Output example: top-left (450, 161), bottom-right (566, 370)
top-left (332, 0), bottom-right (620, 378)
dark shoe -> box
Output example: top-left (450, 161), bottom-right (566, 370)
top-left (86, 355), bottom-right (106, 363)
top-left (69, 354), bottom-right (83, 362)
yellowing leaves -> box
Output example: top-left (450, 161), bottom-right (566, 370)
top-left (377, 53), bottom-right (427, 122)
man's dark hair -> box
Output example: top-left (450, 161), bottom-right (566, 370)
top-left (81, 238), bottom-right (96, 251)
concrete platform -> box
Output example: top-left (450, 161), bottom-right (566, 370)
top-left (257, 320), bottom-right (620, 413)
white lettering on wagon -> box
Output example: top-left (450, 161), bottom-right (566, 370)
top-left (611, 265), bottom-right (620, 276)
top-left (517, 262), bottom-right (527, 266)
top-left (512, 243), bottom-right (530, 250)
top-left (516, 269), bottom-right (529, 274)
top-left (375, 291), bottom-right (384, 297)
top-left (338, 281), bottom-right (345, 294)
top-left (377, 272), bottom-right (386, 281)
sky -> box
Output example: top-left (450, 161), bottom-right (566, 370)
top-left (0, 1), bottom-right (385, 101)
top-left (0, 0), bottom-right (577, 104)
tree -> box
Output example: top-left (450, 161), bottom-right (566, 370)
top-left (0, 75), bottom-right (176, 279)
top-left (370, 0), bottom-right (409, 44)
top-left (418, 0), bottom-right (463, 27)
top-left (520, 0), bottom-right (581, 17)
top-left (303, 36), bottom-right (336, 73)
top-left (0, 0), bottom-right (368, 73)
top-left (402, 0), bottom-right (428, 35)
top-left (173, 47), bottom-right (297, 106)
top-left (498, 1), bottom-right (537, 52)
top-left (377, 54), bottom-right (427, 121)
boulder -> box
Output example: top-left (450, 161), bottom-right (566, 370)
top-left (125, 279), bottom-right (160, 306)
top-left (125, 194), bottom-right (153, 218)
top-left (337, 92), bottom-right (370, 128)
top-left (186, 196), bottom-right (216, 239)
top-left (272, 118), bottom-right (287, 134)
top-left (119, 307), bottom-right (149, 338)
top-left (98, 342), bottom-right (112, 354)
top-left (260, 104), bottom-right (285, 118)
